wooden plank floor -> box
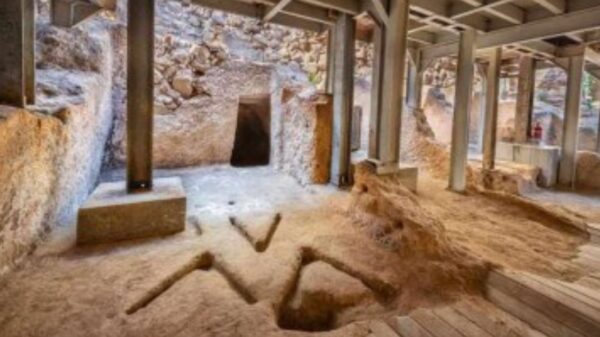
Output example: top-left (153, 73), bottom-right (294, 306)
top-left (367, 239), bottom-right (600, 337)
top-left (367, 298), bottom-right (547, 337)
top-left (484, 241), bottom-right (600, 337)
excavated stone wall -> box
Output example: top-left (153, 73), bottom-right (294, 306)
top-left (275, 88), bottom-right (333, 184)
top-left (1, 0), bottom-right (346, 274)
top-left (0, 5), bottom-right (121, 275)
top-left (105, 0), bottom-right (373, 171)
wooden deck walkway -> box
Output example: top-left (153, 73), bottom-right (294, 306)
top-left (367, 239), bottom-right (600, 337)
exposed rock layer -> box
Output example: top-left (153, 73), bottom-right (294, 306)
top-left (0, 6), bottom-right (120, 274)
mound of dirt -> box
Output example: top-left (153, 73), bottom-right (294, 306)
top-left (346, 163), bottom-right (490, 310)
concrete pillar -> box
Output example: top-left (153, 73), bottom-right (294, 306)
top-left (24, 0), bottom-right (36, 105)
top-left (597, 112), bottom-right (600, 153)
top-left (369, 24), bottom-right (385, 159)
top-left (325, 28), bottom-right (336, 95)
top-left (476, 64), bottom-right (487, 153)
top-left (330, 13), bottom-right (355, 186)
top-left (449, 29), bottom-right (477, 192)
top-left (406, 50), bottom-right (423, 112)
top-left (559, 54), bottom-right (585, 188)
top-left (515, 56), bottom-right (536, 143)
top-left (482, 48), bottom-right (502, 171)
top-left (376, 0), bottom-right (410, 170)
top-left (0, 1), bottom-right (25, 107)
top-left (127, 0), bottom-right (155, 192)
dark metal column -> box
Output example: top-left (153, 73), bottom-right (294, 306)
top-left (449, 29), bottom-right (476, 192)
top-left (377, 0), bottom-right (410, 169)
top-left (24, 0), bottom-right (36, 104)
top-left (325, 27), bottom-right (336, 95)
top-left (559, 53), bottom-right (584, 188)
top-left (127, 0), bottom-right (155, 192)
top-left (482, 48), bottom-right (502, 171)
top-left (368, 23), bottom-right (385, 159)
top-left (0, 0), bottom-right (25, 107)
top-left (515, 56), bottom-right (536, 143)
top-left (330, 13), bottom-right (355, 187)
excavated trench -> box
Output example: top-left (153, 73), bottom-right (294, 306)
top-left (276, 247), bottom-right (396, 332)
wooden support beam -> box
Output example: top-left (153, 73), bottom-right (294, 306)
top-left (483, 2), bottom-right (525, 25)
top-left (410, 0), bottom-right (448, 17)
top-left (127, 0), bottom-right (155, 192)
top-left (0, 1), bottom-right (26, 107)
top-left (330, 13), bottom-right (355, 186)
top-left (257, 0), bottom-right (337, 25)
top-left (194, 0), bottom-right (327, 32)
top-left (281, 1), bottom-right (336, 24)
top-left (300, 0), bottom-right (359, 15)
top-left (420, 5), bottom-right (600, 61)
top-left (409, 31), bottom-right (436, 45)
top-left (483, 48), bottom-right (502, 170)
top-left (559, 53), bottom-right (585, 188)
top-left (532, 0), bottom-right (566, 14)
top-left (375, 0), bottom-right (410, 170)
top-left (449, 29), bottom-right (477, 192)
top-left (450, 0), bottom-right (526, 24)
top-left (366, 0), bottom-right (389, 26)
top-left (514, 56), bottom-right (536, 143)
top-left (263, 0), bottom-right (293, 22)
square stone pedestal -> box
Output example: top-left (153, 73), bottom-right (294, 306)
top-left (77, 177), bottom-right (186, 245)
top-left (366, 160), bottom-right (419, 192)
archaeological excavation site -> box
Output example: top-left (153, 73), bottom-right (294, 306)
top-left (3, 0), bottom-right (600, 336)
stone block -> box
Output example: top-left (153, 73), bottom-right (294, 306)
top-left (77, 177), bottom-right (186, 245)
top-left (366, 159), bottom-right (419, 192)
top-left (396, 165), bottom-right (419, 193)
top-left (495, 142), bottom-right (514, 161)
top-left (51, 0), bottom-right (101, 28)
top-left (495, 142), bottom-right (560, 187)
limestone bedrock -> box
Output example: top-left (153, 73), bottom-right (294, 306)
top-left (77, 177), bottom-right (187, 245)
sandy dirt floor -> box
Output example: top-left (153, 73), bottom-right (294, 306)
top-left (0, 166), bottom-right (592, 337)
top-left (525, 189), bottom-right (600, 224)
top-left (416, 173), bottom-right (588, 281)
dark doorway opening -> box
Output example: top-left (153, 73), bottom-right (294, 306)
top-left (231, 95), bottom-right (271, 167)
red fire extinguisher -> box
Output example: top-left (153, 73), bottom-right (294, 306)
top-left (532, 122), bottom-right (543, 142)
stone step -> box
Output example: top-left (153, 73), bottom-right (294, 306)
top-left (487, 270), bottom-right (600, 337)
top-left (386, 299), bottom-right (546, 337)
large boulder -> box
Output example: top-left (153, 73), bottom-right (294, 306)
top-left (576, 151), bottom-right (600, 190)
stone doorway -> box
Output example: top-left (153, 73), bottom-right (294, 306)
top-left (231, 95), bottom-right (271, 167)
